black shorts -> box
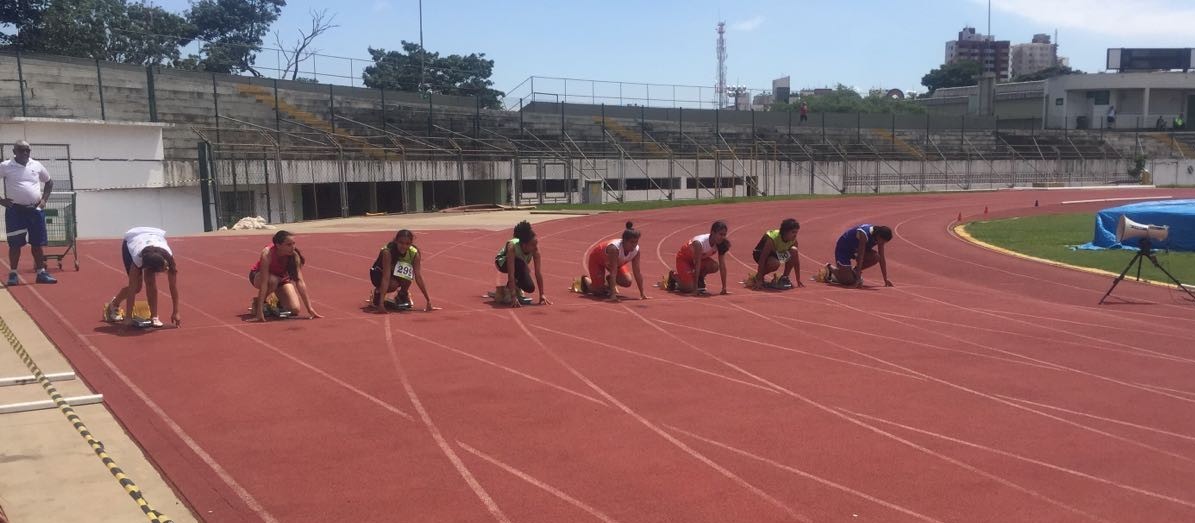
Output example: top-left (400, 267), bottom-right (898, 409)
top-left (121, 241), bottom-right (134, 273)
top-left (751, 249), bottom-right (779, 263)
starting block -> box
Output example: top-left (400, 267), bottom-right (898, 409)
top-left (487, 286), bottom-right (533, 305)
top-left (813, 264), bottom-right (832, 284)
top-left (742, 272), bottom-right (793, 290)
top-left (365, 293), bottom-right (413, 311)
top-left (249, 294), bottom-right (293, 318)
top-left (113, 301), bottom-right (161, 328)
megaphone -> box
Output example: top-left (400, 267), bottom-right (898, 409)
top-left (1116, 214), bottom-right (1169, 245)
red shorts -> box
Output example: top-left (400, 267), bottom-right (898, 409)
top-left (587, 245), bottom-right (630, 290)
top-left (675, 251), bottom-right (699, 288)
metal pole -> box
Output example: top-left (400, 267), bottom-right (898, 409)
top-left (273, 79), bottom-right (281, 144)
top-left (458, 152), bottom-right (466, 207)
top-left (16, 51), bottom-right (27, 117)
top-left (960, 115), bottom-right (965, 146)
top-left (211, 73), bottom-right (221, 143)
top-left (856, 112), bottom-right (861, 143)
top-left (519, 97), bottom-right (524, 136)
top-left (668, 153), bottom-right (674, 200)
top-left (380, 88), bottom-right (387, 131)
top-left (891, 113), bottom-right (895, 145)
top-left (566, 151), bottom-right (573, 204)
top-left (418, 0), bottom-right (425, 91)
top-left (145, 66), bottom-right (158, 122)
top-left (640, 104), bottom-right (646, 150)
top-left (263, 159), bottom-right (272, 222)
top-left (95, 59), bottom-right (106, 120)
top-left (560, 100), bottom-right (565, 137)
top-left (328, 83), bottom-right (336, 133)
top-left (821, 112), bottom-right (826, 143)
top-left (513, 153), bottom-right (521, 206)
top-left (198, 143), bottom-right (214, 231)
top-left (427, 94), bottom-right (433, 136)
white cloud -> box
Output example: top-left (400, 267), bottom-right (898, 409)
top-left (730, 15), bottom-right (765, 32)
top-left (372, 0), bottom-right (392, 13)
top-left (984, 0), bottom-right (1195, 38)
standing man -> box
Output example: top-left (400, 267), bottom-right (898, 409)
top-left (0, 140), bottom-right (57, 285)
top-left (799, 101), bottom-right (809, 124)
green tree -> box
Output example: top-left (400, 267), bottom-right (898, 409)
top-left (774, 85), bottom-right (924, 114)
top-left (185, 0), bottom-right (285, 74)
top-left (0, 0), bottom-right (49, 46)
top-left (362, 41), bottom-right (504, 109)
top-left (1011, 65), bottom-right (1082, 83)
top-left (2, 0), bottom-right (192, 65)
top-left (920, 60), bottom-right (983, 94)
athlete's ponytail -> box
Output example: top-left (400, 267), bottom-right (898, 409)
top-left (621, 221), bottom-right (641, 241)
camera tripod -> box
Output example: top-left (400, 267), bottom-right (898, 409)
top-left (1099, 238), bottom-right (1195, 304)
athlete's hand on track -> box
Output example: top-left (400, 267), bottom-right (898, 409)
top-left (884, 279), bottom-right (894, 287)
top-left (539, 295), bottom-right (551, 305)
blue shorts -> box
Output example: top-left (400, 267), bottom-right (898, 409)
top-left (834, 237), bottom-right (873, 267)
top-left (5, 205), bottom-right (48, 248)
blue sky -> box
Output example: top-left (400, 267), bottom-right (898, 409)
top-left (154, 0), bottom-right (1195, 99)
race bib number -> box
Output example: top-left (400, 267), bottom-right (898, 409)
top-left (393, 261), bottom-right (414, 280)
top-left (776, 250), bottom-right (791, 263)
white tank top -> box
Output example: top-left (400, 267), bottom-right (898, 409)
top-left (124, 227), bottom-right (172, 267)
top-left (690, 233), bottom-right (718, 259)
top-left (607, 238), bottom-right (639, 266)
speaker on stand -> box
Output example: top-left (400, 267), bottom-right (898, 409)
top-left (1099, 215), bottom-right (1195, 304)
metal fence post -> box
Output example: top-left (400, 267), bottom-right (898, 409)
top-left (263, 158), bottom-right (272, 222)
top-left (328, 83), bottom-right (336, 133)
top-left (380, 87), bottom-right (387, 131)
top-left (272, 79), bottom-right (281, 144)
top-left (198, 143), bottom-right (215, 232)
top-left (16, 51), bottom-right (27, 117)
top-left (95, 59), bottom-right (106, 120)
top-left (457, 152), bottom-right (466, 207)
top-left (427, 94), bottom-right (433, 137)
top-left (145, 65), bottom-right (158, 122)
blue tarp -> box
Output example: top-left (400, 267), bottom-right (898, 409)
top-left (1077, 199), bottom-right (1195, 251)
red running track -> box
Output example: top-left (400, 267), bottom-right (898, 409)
top-left (6, 189), bottom-right (1195, 523)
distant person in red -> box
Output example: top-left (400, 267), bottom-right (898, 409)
top-left (667, 220), bottom-right (731, 294)
top-left (249, 230), bottom-right (321, 321)
top-left (580, 221), bottom-right (647, 301)
top-left (799, 101), bottom-right (809, 123)
top-left (819, 224), bottom-right (894, 288)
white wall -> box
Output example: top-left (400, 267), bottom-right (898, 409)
top-left (0, 118), bottom-right (203, 238)
top-left (76, 187), bottom-right (203, 238)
